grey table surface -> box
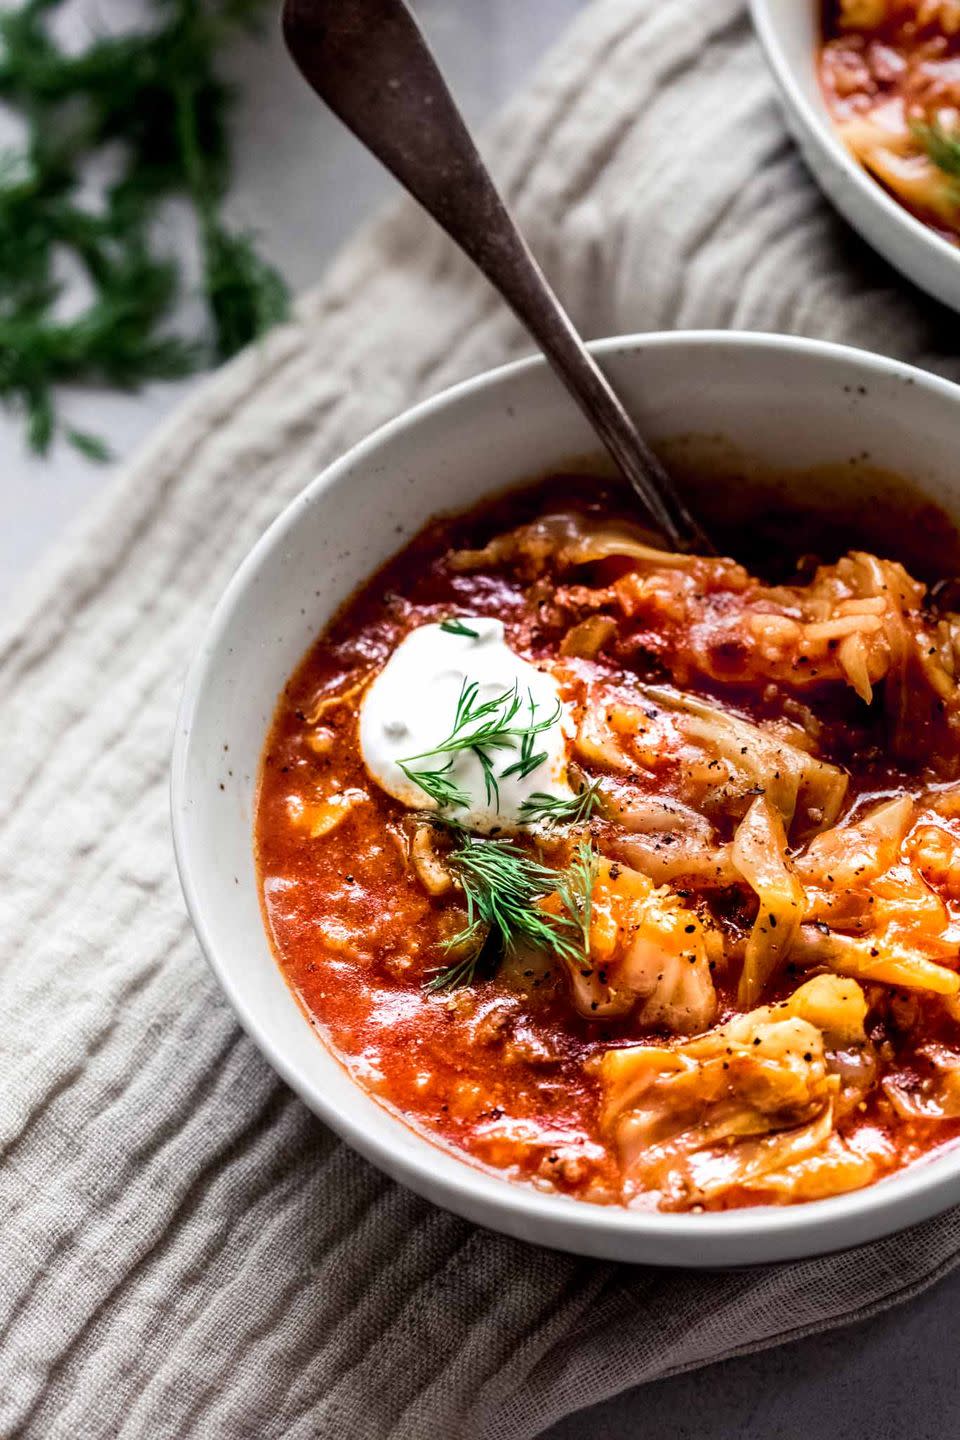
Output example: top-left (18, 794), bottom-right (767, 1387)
top-left (3, 3), bottom-right (956, 1436)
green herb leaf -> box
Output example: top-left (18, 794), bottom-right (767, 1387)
top-left (473, 746), bottom-right (500, 810)
top-left (424, 836), bottom-right (597, 991)
top-left (439, 618), bottom-right (479, 638)
top-left (500, 748), bottom-right (549, 781)
top-left (0, 0), bottom-right (289, 455)
top-left (423, 948), bottom-right (486, 994)
top-left (562, 838), bottom-right (599, 956)
top-left (398, 757), bottom-right (471, 812)
top-left (519, 779), bottom-right (602, 827)
top-left (422, 920), bottom-right (499, 994)
top-left (912, 119), bottom-right (960, 189)
top-left (65, 428), bottom-right (113, 463)
top-left (399, 676), bottom-right (562, 812)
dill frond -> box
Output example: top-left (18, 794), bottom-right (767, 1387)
top-left (400, 758), bottom-right (471, 812)
top-left (913, 119), bottom-right (960, 183)
top-left (0, 0), bottom-right (289, 456)
top-left (911, 117), bottom-right (960, 224)
top-left (423, 835), bottom-right (597, 991)
top-left (518, 779), bottom-right (602, 827)
top-left (399, 676), bottom-right (561, 813)
top-left (439, 618), bottom-right (479, 638)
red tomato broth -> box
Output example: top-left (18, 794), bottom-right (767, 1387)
top-left (255, 475), bottom-right (960, 1210)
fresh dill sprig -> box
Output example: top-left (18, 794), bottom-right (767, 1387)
top-left (912, 119), bottom-right (960, 192)
top-left (423, 947), bottom-right (487, 993)
top-left (424, 835), bottom-right (597, 992)
top-left (398, 677), bottom-right (561, 812)
top-left (519, 779), bottom-right (602, 827)
top-left (402, 759), bottom-right (471, 812)
top-left (500, 689), bottom-right (550, 782)
top-left (439, 618), bottom-right (479, 638)
top-left (404, 679), bottom-right (561, 762)
top-left (0, 0), bottom-right (289, 456)
top-left (565, 838), bottom-right (599, 956)
top-left (474, 746), bottom-right (501, 809)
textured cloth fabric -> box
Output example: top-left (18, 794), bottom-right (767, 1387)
top-left (3, 1), bottom-right (960, 1436)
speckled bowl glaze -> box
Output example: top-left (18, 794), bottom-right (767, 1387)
top-left (173, 332), bottom-right (960, 1266)
top-left (750, 0), bottom-right (960, 313)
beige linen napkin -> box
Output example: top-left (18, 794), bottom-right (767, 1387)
top-left (3, 2), bottom-right (960, 1436)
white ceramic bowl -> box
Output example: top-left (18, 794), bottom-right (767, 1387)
top-left (173, 332), bottom-right (960, 1266)
top-left (750, 0), bottom-right (960, 313)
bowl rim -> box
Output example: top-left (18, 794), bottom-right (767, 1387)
top-left (749, 0), bottom-right (960, 271)
top-left (172, 330), bottom-right (960, 1259)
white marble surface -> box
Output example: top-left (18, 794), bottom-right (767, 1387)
top-left (2, 2), bottom-right (955, 1435)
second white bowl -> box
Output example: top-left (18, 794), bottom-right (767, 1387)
top-left (750, 0), bottom-right (960, 313)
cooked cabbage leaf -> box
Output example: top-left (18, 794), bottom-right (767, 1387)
top-left (598, 975), bottom-right (868, 1206)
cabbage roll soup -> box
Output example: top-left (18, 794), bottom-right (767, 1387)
top-left (821, 0), bottom-right (960, 244)
top-left (255, 477), bottom-right (960, 1212)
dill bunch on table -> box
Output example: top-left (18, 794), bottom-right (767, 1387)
top-left (0, 0), bottom-right (290, 458)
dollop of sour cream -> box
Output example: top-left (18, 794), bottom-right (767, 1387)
top-left (359, 617), bottom-right (572, 832)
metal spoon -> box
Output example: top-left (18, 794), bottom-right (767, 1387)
top-left (282, 0), bottom-right (707, 552)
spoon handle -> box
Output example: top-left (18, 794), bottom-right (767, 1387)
top-left (282, 0), bottom-right (705, 551)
